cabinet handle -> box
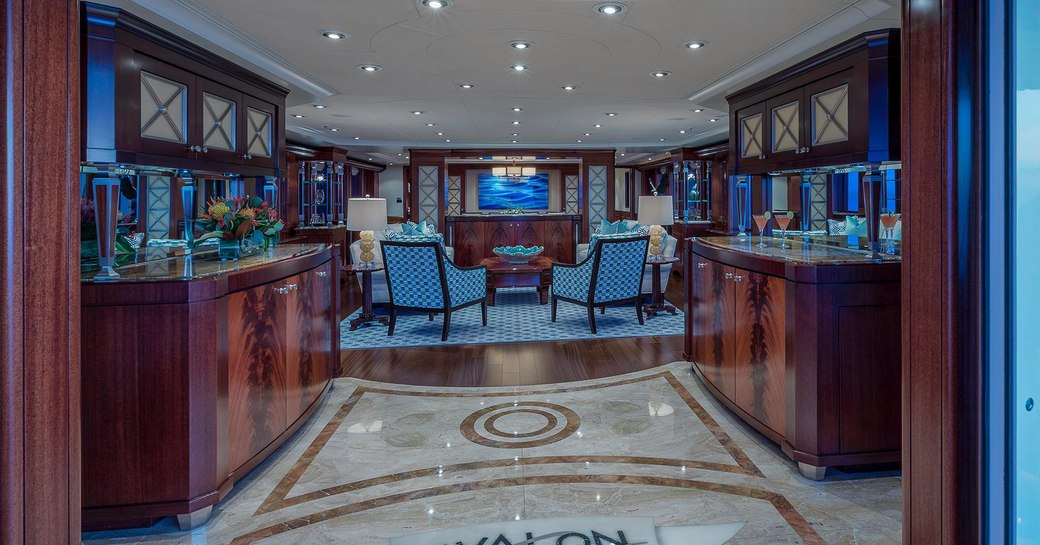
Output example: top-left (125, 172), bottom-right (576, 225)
top-left (317, 271), bottom-right (328, 278)
top-left (724, 272), bottom-right (734, 279)
top-left (186, 145), bottom-right (199, 152)
top-left (273, 286), bottom-right (289, 294)
top-left (696, 262), bottom-right (707, 269)
top-left (288, 283), bottom-right (298, 291)
top-left (242, 153), bottom-right (253, 160)
top-left (201, 146), bottom-right (209, 154)
top-left (733, 275), bottom-right (744, 282)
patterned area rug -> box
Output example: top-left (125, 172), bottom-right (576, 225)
top-left (340, 287), bottom-right (684, 349)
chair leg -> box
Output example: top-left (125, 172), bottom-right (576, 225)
top-left (636, 300), bottom-right (644, 325)
top-left (551, 296), bottom-right (558, 322)
top-left (428, 312), bottom-right (434, 321)
top-left (388, 308), bottom-right (397, 336)
top-left (600, 305), bottom-right (606, 314)
top-left (587, 305), bottom-right (597, 334)
top-left (481, 301), bottom-right (487, 326)
top-left (441, 311), bottom-right (451, 342)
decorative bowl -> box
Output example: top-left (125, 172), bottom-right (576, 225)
top-left (492, 245), bottom-right (544, 264)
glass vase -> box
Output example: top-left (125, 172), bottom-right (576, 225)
top-left (217, 239), bottom-right (241, 261)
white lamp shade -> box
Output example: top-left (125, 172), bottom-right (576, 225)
top-left (638, 195), bottom-right (674, 226)
top-left (346, 198), bottom-right (388, 231)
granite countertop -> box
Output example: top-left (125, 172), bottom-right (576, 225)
top-left (695, 236), bottom-right (901, 265)
top-left (81, 243), bottom-right (328, 283)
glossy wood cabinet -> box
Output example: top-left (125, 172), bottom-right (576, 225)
top-left (80, 246), bottom-right (338, 530)
top-left (83, 3), bottom-right (287, 175)
top-left (686, 238), bottom-right (901, 479)
top-left (727, 29), bottom-right (899, 174)
top-left (446, 215), bottom-right (581, 266)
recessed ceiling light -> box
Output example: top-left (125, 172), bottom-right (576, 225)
top-left (321, 30), bottom-right (348, 40)
top-left (710, 118), bottom-right (718, 122)
top-left (422, 0), bottom-right (452, 8)
top-left (412, 111), bottom-right (424, 115)
top-left (512, 121), bottom-right (521, 125)
top-left (353, 136), bottom-right (361, 140)
top-left (693, 108), bottom-right (703, 113)
top-left (679, 130), bottom-right (686, 134)
top-left (426, 123), bottom-right (436, 127)
top-left (313, 104), bottom-right (326, 109)
top-left (659, 138), bottom-right (666, 141)
top-left (510, 40), bottom-right (533, 50)
top-left (584, 133), bottom-right (591, 136)
top-left (512, 140), bottom-right (518, 143)
top-left (292, 114), bottom-right (306, 118)
top-left (511, 64), bottom-right (528, 72)
top-left (357, 64), bottom-right (382, 72)
top-left (398, 153), bottom-right (402, 156)
top-left (437, 132), bottom-right (444, 135)
top-left (512, 107), bottom-right (523, 112)
top-left (594, 2), bottom-right (627, 15)
top-left (650, 70), bottom-right (671, 78)
top-left (683, 40), bottom-right (707, 50)
top-left (594, 124), bottom-right (602, 128)
top-left (620, 153), bottom-right (625, 156)
top-left (511, 133), bottom-right (519, 136)
top-left (330, 128), bottom-right (339, 132)
top-left (445, 139), bottom-right (451, 142)
top-left (577, 140), bottom-right (583, 143)
top-left (459, 83), bottom-right (475, 89)
top-left (605, 113), bottom-right (617, 117)
top-left (562, 84), bottom-right (577, 91)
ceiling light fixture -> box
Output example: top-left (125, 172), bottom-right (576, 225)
top-left (412, 111), bottom-right (424, 115)
top-left (594, 124), bottom-right (602, 128)
top-left (693, 108), bottom-right (703, 113)
top-left (321, 31), bottom-right (348, 40)
top-left (459, 83), bottom-right (474, 89)
top-left (313, 104), bottom-right (326, 109)
top-left (511, 140), bottom-right (518, 143)
top-left (710, 118), bottom-right (718, 122)
top-left (353, 136), bottom-right (361, 140)
top-left (422, 0), bottom-right (452, 8)
top-left (512, 107), bottom-right (523, 112)
top-left (679, 130), bottom-right (686, 134)
top-left (436, 132), bottom-right (444, 135)
top-left (650, 70), bottom-right (671, 78)
top-left (330, 128), bottom-right (339, 132)
top-left (577, 139), bottom-right (583, 143)
top-left (426, 123), bottom-right (436, 127)
top-left (594, 2), bottom-right (627, 15)
top-left (509, 40), bottom-right (533, 49)
top-left (659, 138), bottom-right (666, 141)
top-left (605, 112), bottom-right (617, 117)
top-left (292, 114), bottom-right (305, 118)
top-left (445, 139), bottom-right (452, 142)
top-left (493, 158), bottom-right (536, 177)
top-left (562, 84), bottom-right (577, 91)
top-left (511, 64), bottom-right (528, 72)
top-left (357, 64), bottom-right (382, 72)
top-left (511, 133), bottom-right (519, 136)
top-left (512, 120), bottom-right (521, 125)
top-left (683, 40), bottom-right (707, 50)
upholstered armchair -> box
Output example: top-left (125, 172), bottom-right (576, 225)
top-left (551, 235), bottom-right (650, 333)
top-left (349, 223), bottom-right (455, 304)
top-left (380, 240), bottom-right (487, 342)
top-left (576, 232), bottom-right (677, 297)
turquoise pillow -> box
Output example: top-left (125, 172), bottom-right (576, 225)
top-left (845, 216), bottom-right (869, 237)
top-left (598, 219), bottom-right (642, 235)
top-left (400, 220), bottom-right (436, 236)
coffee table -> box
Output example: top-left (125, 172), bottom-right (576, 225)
top-left (479, 256), bottom-right (554, 306)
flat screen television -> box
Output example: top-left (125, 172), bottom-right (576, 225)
top-left (477, 173), bottom-right (549, 210)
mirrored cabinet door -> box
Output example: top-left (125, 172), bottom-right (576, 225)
top-left (134, 55), bottom-right (196, 159)
top-left (196, 78), bottom-right (242, 164)
top-left (241, 95), bottom-right (277, 169)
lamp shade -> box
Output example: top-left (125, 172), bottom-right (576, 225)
top-left (346, 198), bottom-right (387, 231)
top-left (638, 195), bottom-right (674, 226)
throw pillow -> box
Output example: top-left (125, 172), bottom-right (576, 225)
top-left (826, 218), bottom-right (847, 235)
top-left (845, 216), bottom-right (869, 238)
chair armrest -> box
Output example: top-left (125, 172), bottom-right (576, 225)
top-left (445, 259), bottom-right (486, 305)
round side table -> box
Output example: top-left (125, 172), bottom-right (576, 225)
top-left (343, 263), bottom-right (390, 331)
top-left (643, 256), bottom-right (680, 318)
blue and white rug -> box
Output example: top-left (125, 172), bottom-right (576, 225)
top-left (340, 287), bottom-right (684, 349)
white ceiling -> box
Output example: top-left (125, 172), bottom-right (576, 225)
top-left (118, 0), bottom-right (900, 161)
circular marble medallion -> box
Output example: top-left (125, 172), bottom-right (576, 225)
top-left (461, 401), bottom-right (580, 448)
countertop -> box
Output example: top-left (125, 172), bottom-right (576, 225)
top-left (81, 243), bottom-right (329, 283)
top-left (695, 236), bottom-right (901, 265)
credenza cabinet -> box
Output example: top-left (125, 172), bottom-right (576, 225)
top-left (685, 237), bottom-right (901, 479)
top-left (80, 245), bottom-right (338, 530)
top-left (446, 215), bottom-right (582, 266)
top-left (728, 29), bottom-right (899, 174)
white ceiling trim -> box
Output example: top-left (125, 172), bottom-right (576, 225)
top-left (686, 0), bottom-right (893, 107)
top-left (130, 0), bottom-right (338, 99)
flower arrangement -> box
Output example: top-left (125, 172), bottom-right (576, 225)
top-left (195, 195), bottom-right (284, 250)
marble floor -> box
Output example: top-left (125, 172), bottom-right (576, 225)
top-left (83, 362), bottom-right (902, 545)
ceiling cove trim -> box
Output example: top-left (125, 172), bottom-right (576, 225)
top-left (686, 0), bottom-right (893, 105)
top-left (130, 0), bottom-right (337, 98)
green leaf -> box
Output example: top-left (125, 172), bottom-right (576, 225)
top-left (249, 196), bottom-right (263, 208)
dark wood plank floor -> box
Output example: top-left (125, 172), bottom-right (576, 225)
top-left (338, 268), bottom-right (687, 387)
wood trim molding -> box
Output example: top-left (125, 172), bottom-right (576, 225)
top-left (1, 0), bottom-right (82, 542)
top-left (902, 0), bottom-right (983, 543)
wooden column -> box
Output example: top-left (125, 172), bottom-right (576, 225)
top-left (1, 0), bottom-right (81, 543)
top-left (902, 0), bottom-right (983, 542)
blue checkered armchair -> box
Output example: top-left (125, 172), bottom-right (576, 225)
top-left (381, 240), bottom-right (487, 341)
top-left (551, 235), bottom-right (650, 333)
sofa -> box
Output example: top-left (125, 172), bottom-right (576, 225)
top-left (576, 226), bottom-right (678, 297)
top-left (349, 222), bottom-right (455, 304)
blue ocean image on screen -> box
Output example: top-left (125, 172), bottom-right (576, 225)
top-left (478, 173), bottom-right (549, 210)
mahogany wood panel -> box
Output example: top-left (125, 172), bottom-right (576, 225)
top-left (0, 0), bottom-right (81, 543)
top-left (733, 272), bottom-right (786, 436)
top-left (836, 303), bottom-right (900, 454)
top-left (540, 220), bottom-right (575, 263)
top-left (707, 262), bottom-right (737, 400)
top-left (228, 278), bottom-right (289, 471)
top-left (447, 215), bottom-right (580, 266)
top-left (901, 0), bottom-right (984, 541)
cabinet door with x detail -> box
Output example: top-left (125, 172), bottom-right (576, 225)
top-left (802, 69), bottom-right (858, 160)
top-left (765, 88), bottom-right (804, 165)
top-left (195, 78), bottom-right (242, 164)
top-left (239, 94), bottom-right (278, 169)
top-left (733, 102), bottom-right (769, 174)
top-left (134, 55), bottom-right (197, 159)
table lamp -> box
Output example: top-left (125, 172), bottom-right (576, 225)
top-left (346, 197), bottom-right (387, 266)
top-left (638, 195), bottom-right (674, 260)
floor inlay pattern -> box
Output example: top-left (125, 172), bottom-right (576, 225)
top-left (83, 363), bottom-right (901, 545)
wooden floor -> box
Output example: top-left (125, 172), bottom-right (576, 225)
top-left (338, 268), bottom-right (687, 387)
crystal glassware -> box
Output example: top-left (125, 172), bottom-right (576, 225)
top-left (775, 212), bottom-right (794, 249)
top-left (753, 212), bottom-right (771, 248)
top-left (880, 211), bottom-right (900, 253)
